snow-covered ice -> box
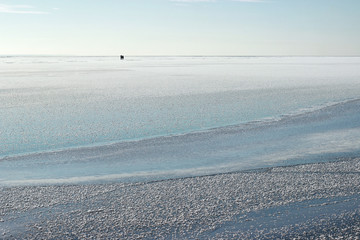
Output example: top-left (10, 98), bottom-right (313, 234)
top-left (1, 56), bottom-right (360, 238)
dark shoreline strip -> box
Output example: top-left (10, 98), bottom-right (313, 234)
top-left (1, 157), bottom-right (360, 239)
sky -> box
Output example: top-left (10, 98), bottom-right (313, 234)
top-left (0, 0), bottom-right (359, 56)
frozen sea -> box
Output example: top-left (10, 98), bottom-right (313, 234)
top-left (1, 56), bottom-right (360, 185)
top-left (1, 56), bottom-right (360, 239)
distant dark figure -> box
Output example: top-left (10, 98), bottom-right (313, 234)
top-left (120, 55), bottom-right (124, 60)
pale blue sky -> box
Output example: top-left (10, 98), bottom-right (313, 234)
top-left (1, 0), bottom-right (359, 56)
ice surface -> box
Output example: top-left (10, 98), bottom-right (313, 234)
top-left (1, 56), bottom-right (360, 239)
top-left (1, 56), bottom-right (360, 185)
top-left (1, 96), bottom-right (360, 186)
top-left (1, 158), bottom-right (360, 239)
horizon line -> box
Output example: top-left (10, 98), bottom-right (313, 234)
top-left (1, 54), bottom-right (360, 58)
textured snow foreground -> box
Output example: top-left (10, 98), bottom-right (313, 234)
top-left (1, 159), bottom-right (360, 239)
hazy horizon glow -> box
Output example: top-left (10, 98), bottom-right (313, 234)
top-left (1, 0), bottom-right (360, 56)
